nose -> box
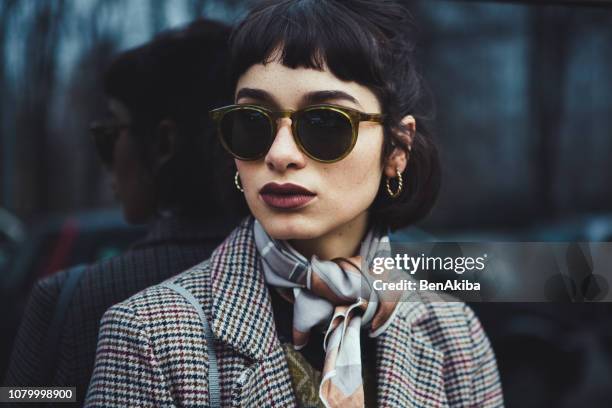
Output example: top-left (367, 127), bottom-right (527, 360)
top-left (264, 117), bottom-right (306, 172)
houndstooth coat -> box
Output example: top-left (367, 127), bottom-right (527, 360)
top-left (86, 217), bottom-right (504, 407)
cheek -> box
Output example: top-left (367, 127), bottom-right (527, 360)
top-left (111, 134), bottom-right (134, 181)
top-left (112, 137), bottom-right (154, 204)
top-left (115, 136), bottom-right (146, 175)
top-left (324, 130), bottom-right (384, 209)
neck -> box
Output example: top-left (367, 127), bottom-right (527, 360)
top-left (289, 212), bottom-right (369, 260)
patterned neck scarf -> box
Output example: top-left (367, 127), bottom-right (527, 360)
top-left (253, 219), bottom-right (400, 408)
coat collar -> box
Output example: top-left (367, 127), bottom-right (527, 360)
top-left (208, 216), bottom-right (279, 361)
top-left (207, 216), bottom-right (447, 406)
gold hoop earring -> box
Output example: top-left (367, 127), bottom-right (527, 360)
top-left (385, 167), bottom-right (403, 198)
top-left (234, 171), bottom-right (244, 193)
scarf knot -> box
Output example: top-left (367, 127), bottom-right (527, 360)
top-left (254, 220), bottom-right (400, 408)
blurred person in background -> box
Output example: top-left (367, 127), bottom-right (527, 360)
top-left (3, 18), bottom-right (237, 405)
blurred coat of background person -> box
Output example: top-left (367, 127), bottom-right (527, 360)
top-left (3, 18), bottom-right (238, 405)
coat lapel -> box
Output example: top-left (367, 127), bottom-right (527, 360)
top-left (209, 217), bottom-right (277, 360)
top-left (208, 217), bottom-right (297, 406)
top-left (207, 216), bottom-right (447, 407)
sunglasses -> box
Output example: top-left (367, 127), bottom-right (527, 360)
top-left (89, 119), bottom-right (130, 166)
top-left (209, 104), bottom-right (385, 163)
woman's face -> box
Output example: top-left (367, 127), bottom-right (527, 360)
top-left (234, 59), bottom-right (386, 241)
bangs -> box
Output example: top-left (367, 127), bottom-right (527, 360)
top-left (228, 0), bottom-right (439, 230)
top-left (228, 0), bottom-right (400, 92)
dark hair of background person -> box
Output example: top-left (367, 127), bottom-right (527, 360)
top-left (103, 19), bottom-right (233, 219)
top-left (224, 0), bottom-right (441, 231)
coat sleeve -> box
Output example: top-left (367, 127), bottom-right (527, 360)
top-left (464, 305), bottom-right (505, 407)
top-left (84, 303), bottom-right (173, 407)
top-left (3, 274), bottom-right (63, 386)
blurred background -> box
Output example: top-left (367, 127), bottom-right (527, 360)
top-left (0, 0), bottom-right (611, 406)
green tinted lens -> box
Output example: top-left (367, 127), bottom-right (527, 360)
top-left (220, 108), bottom-right (272, 159)
top-left (297, 108), bottom-right (354, 161)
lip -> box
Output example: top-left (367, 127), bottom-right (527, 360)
top-left (259, 182), bottom-right (316, 210)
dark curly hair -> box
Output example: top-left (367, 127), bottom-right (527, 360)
top-left (225, 0), bottom-right (441, 230)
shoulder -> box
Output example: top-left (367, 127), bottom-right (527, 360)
top-left (16, 265), bottom-right (83, 328)
top-left (34, 255), bottom-right (141, 327)
top-left (403, 300), bottom-right (491, 350)
top-left (393, 299), bottom-right (498, 375)
top-left (100, 258), bottom-right (212, 333)
top-left (424, 301), bottom-right (482, 330)
top-left (99, 215), bottom-right (254, 328)
top-left (93, 259), bottom-right (215, 395)
top-left (405, 301), bottom-right (503, 405)
top-left (28, 267), bottom-right (69, 302)
top-left (59, 237), bottom-right (214, 325)
top-left (34, 250), bottom-right (150, 310)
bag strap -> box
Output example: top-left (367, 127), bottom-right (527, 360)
top-left (42, 264), bottom-right (88, 383)
top-left (160, 281), bottom-right (220, 408)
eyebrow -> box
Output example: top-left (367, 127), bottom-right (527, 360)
top-left (302, 90), bottom-right (362, 109)
top-left (235, 88), bottom-right (362, 109)
top-left (235, 88), bottom-right (278, 105)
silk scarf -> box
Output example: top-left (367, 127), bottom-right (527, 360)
top-left (253, 219), bottom-right (402, 408)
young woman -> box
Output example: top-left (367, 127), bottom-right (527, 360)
top-left (86, 1), bottom-right (503, 407)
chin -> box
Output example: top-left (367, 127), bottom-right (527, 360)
top-left (256, 211), bottom-right (324, 241)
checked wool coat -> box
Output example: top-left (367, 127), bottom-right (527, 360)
top-left (86, 217), bottom-right (504, 407)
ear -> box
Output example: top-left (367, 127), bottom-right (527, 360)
top-left (384, 115), bottom-right (415, 178)
top-left (152, 119), bottom-right (178, 171)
